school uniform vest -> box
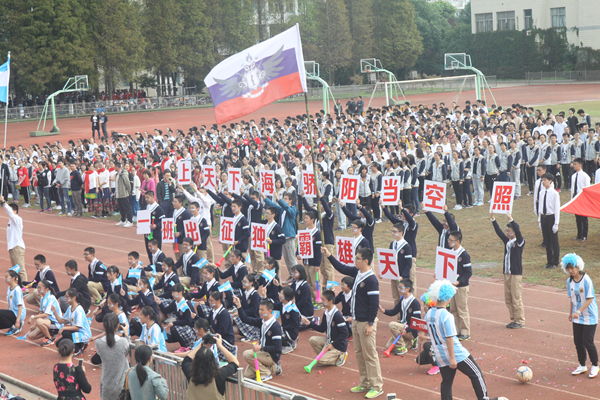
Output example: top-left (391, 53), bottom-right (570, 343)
top-left (499, 151), bottom-right (511, 171)
top-left (463, 160), bottom-right (473, 180)
top-left (450, 160), bottom-right (463, 181)
top-left (559, 143), bottom-right (572, 164)
top-left (486, 154), bottom-right (499, 175)
top-left (472, 156), bottom-right (486, 177)
top-left (509, 149), bottom-right (522, 169)
top-left (549, 144), bottom-right (560, 165)
top-left (525, 146), bottom-right (539, 166)
top-left (431, 162), bottom-right (445, 181)
top-left (572, 140), bottom-right (584, 159)
top-left (585, 138), bottom-right (598, 161)
top-left (538, 143), bottom-right (551, 165)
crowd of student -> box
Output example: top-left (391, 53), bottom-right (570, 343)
top-left (0, 99), bottom-right (598, 400)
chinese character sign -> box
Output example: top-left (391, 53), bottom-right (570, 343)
top-left (435, 246), bottom-right (458, 282)
top-left (490, 182), bottom-right (515, 214)
top-left (423, 180), bottom-right (447, 213)
top-left (339, 174), bottom-right (359, 204)
top-left (177, 160), bottom-right (192, 184)
top-left (259, 170), bottom-right (275, 196)
top-left (219, 217), bottom-right (234, 244)
top-left (336, 237), bottom-right (355, 266)
top-left (184, 219), bottom-right (202, 245)
top-left (410, 317), bottom-right (428, 333)
top-left (377, 248), bottom-right (399, 280)
top-left (137, 210), bottom-right (151, 235)
top-left (302, 171), bottom-right (316, 198)
top-left (381, 176), bottom-right (402, 205)
top-left (162, 218), bottom-right (175, 243)
top-left (250, 223), bottom-right (268, 252)
top-left (297, 229), bottom-right (314, 259)
top-left (203, 165), bottom-right (217, 192)
top-left (228, 168), bottom-right (241, 194)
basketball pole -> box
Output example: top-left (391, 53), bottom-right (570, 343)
top-left (3, 51), bottom-right (10, 150)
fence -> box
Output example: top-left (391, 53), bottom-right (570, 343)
top-left (129, 341), bottom-right (315, 400)
top-left (525, 70), bottom-right (600, 84)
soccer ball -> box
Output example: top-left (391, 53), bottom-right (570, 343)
top-left (516, 366), bottom-right (533, 383)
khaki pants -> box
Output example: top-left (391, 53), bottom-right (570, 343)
top-left (306, 265), bottom-right (318, 302)
top-left (243, 349), bottom-right (277, 379)
top-left (9, 246), bottom-right (27, 282)
top-left (25, 290), bottom-right (42, 306)
top-left (386, 321), bottom-right (414, 349)
top-left (88, 281), bottom-right (105, 302)
top-left (249, 249), bottom-right (265, 274)
top-left (449, 286), bottom-right (470, 336)
top-left (504, 274), bottom-right (525, 325)
top-left (352, 319), bottom-right (383, 391)
top-left (179, 276), bottom-right (191, 289)
top-left (206, 234), bottom-right (214, 263)
top-left (308, 336), bottom-right (344, 366)
top-left (196, 250), bottom-right (207, 263)
top-left (320, 244), bottom-right (335, 289)
top-left (126, 284), bottom-right (138, 294)
top-left (390, 258), bottom-right (418, 311)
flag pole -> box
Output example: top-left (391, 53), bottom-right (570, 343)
top-left (304, 93), bottom-right (325, 244)
top-left (3, 51), bottom-right (9, 150)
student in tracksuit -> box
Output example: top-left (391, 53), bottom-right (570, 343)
top-left (471, 147), bottom-right (486, 206)
top-left (323, 246), bottom-right (383, 399)
top-left (447, 231), bottom-right (472, 341)
top-left (460, 149), bottom-right (473, 208)
top-left (523, 136), bottom-right (540, 194)
top-left (240, 300), bottom-right (283, 381)
top-left (275, 286), bottom-right (300, 354)
top-left (508, 140), bottom-right (522, 198)
top-left (491, 212), bottom-right (525, 329)
top-left (559, 133), bottom-right (574, 190)
top-left (380, 278), bottom-right (421, 355)
top-left (548, 134), bottom-right (562, 189)
top-left (302, 290), bottom-right (349, 367)
top-left (264, 191), bottom-right (298, 283)
top-left (429, 152), bottom-right (447, 182)
top-left (449, 151), bottom-right (464, 209)
top-left (485, 145), bottom-right (500, 197)
top-left (422, 280), bottom-right (499, 400)
top-left (498, 143), bottom-right (513, 183)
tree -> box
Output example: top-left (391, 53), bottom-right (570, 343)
top-left (208, 0), bottom-right (257, 58)
top-left (345, 0), bottom-right (375, 75)
top-left (411, 0), bottom-right (455, 75)
top-left (372, 0), bottom-right (422, 76)
top-left (313, 0), bottom-right (353, 84)
top-left (178, 0), bottom-right (214, 91)
top-left (94, 0), bottom-right (144, 95)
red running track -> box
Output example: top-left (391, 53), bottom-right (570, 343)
top-left (1, 208), bottom-right (600, 400)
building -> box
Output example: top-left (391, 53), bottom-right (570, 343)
top-left (470, 0), bottom-right (600, 49)
top-left (428, 0), bottom-right (469, 11)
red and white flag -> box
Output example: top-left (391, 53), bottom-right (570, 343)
top-left (250, 223), bottom-right (268, 252)
top-left (162, 218), bottom-right (175, 244)
top-left (381, 176), bottom-right (402, 205)
top-left (184, 219), bottom-right (202, 245)
top-left (377, 248), bottom-right (399, 280)
top-left (228, 168), bottom-right (241, 194)
top-left (423, 180), bottom-right (446, 213)
top-left (336, 236), bottom-right (354, 266)
top-left (297, 229), bottom-right (314, 259)
top-left (490, 182), bottom-right (515, 214)
top-left (260, 170), bottom-right (275, 196)
top-left (219, 217), bottom-right (235, 244)
top-left (339, 174), bottom-right (359, 204)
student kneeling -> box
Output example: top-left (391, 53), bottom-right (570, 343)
top-left (301, 290), bottom-right (349, 367)
top-left (380, 278), bottom-right (420, 355)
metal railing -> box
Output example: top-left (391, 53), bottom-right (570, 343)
top-left (129, 341), bottom-right (314, 400)
top-left (525, 70), bottom-right (600, 84)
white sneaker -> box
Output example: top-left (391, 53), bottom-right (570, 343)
top-left (67, 212), bottom-right (73, 217)
top-left (572, 365), bottom-right (588, 375)
top-left (590, 365), bottom-right (599, 378)
top-left (54, 205), bottom-right (61, 210)
top-left (123, 222), bottom-right (134, 228)
top-left (116, 221), bottom-right (125, 226)
top-left (132, 216), bottom-right (137, 222)
top-left (453, 205), bottom-right (462, 210)
top-left (22, 204), bottom-right (31, 208)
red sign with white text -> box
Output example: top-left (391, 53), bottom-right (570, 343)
top-left (410, 317), bottom-right (428, 333)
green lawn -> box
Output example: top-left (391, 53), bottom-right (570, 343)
top-left (534, 100), bottom-right (600, 124)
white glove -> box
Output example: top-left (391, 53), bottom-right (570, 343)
top-left (552, 224), bottom-right (558, 234)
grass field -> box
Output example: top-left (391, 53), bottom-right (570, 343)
top-left (533, 100), bottom-right (600, 124)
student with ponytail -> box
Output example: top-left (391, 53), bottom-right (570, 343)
top-left (0, 270), bottom-right (26, 335)
top-left (26, 279), bottom-right (63, 346)
top-left (127, 277), bottom-right (159, 337)
top-left (93, 265), bottom-right (127, 323)
top-left (53, 288), bottom-right (92, 356)
top-left (95, 314), bottom-right (131, 400)
top-left (157, 283), bottom-right (196, 353)
top-left (128, 345), bottom-right (169, 400)
top-left (139, 306), bottom-right (167, 353)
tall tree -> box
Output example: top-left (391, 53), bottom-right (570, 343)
top-left (372, 0), bottom-right (423, 76)
top-left (313, 0), bottom-right (352, 84)
top-left (345, 0), bottom-right (375, 75)
top-left (411, 0), bottom-right (455, 75)
top-left (208, 0), bottom-right (257, 58)
top-left (178, 0), bottom-right (214, 91)
top-left (94, 0), bottom-right (144, 95)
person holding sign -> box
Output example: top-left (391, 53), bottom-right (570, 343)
top-left (338, 197), bottom-right (375, 252)
top-left (295, 211), bottom-right (322, 303)
top-left (264, 191), bottom-right (298, 284)
top-left (263, 207), bottom-right (286, 263)
top-left (234, 191), bottom-right (264, 270)
top-left (322, 246), bottom-right (383, 399)
top-left (180, 183), bottom-right (214, 262)
top-left (143, 191), bottom-right (165, 263)
top-left (491, 212), bottom-right (525, 329)
top-left (172, 195), bottom-right (192, 261)
top-left (188, 201), bottom-right (211, 261)
top-left (379, 279), bottom-right (421, 355)
top-left (385, 223), bottom-right (413, 309)
top-left (447, 231), bottom-right (472, 341)
top-left (423, 204), bottom-right (460, 250)
top-left (207, 187), bottom-right (235, 269)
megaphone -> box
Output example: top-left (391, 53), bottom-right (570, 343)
top-left (215, 245), bottom-right (233, 267)
top-left (383, 333), bottom-right (403, 357)
top-left (304, 347), bottom-right (327, 373)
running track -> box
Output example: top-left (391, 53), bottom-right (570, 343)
top-left (0, 209), bottom-right (599, 400)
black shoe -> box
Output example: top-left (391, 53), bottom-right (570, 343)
top-left (580, 237), bottom-right (587, 241)
top-left (457, 335), bottom-right (470, 341)
top-left (542, 264), bottom-right (550, 269)
top-left (539, 242), bottom-right (546, 247)
top-left (573, 236), bottom-right (581, 241)
top-left (547, 265), bottom-right (559, 270)
top-left (506, 322), bottom-right (518, 329)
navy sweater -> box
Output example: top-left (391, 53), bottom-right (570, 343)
top-left (383, 295), bottom-right (421, 336)
top-left (308, 308), bottom-right (348, 352)
top-left (237, 310), bottom-right (282, 363)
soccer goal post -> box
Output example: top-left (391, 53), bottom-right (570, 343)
top-left (382, 74), bottom-right (478, 107)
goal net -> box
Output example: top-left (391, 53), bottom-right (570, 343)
top-left (370, 74), bottom-right (478, 108)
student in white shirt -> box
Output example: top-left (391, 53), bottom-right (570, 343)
top-left (571, 158), bottom-right (591, 241)
top-left (1, 196), bottom-right (27, 281)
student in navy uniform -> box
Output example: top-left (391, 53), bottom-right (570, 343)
top-left (338, 197), bottom-right (375, 251)
top-left (174, 237), bottom-right (201, 289)
top-left (350, 220), bottom-right (371, 253)
top-left (57, 260), bottom-right (92, 313)
top-left (422, 280), bottom-right (501, 400)
top-left (188, 201), bottom-right (211, 261)
top-left (301, 188), bottom-right (336, 290)
top-left (301, 290), bottom-right (349, 367)
top-left (218, 249), bottom-right (248, 298)
top-left (84, 247), bottom-right (109, 306)
top-left (322, 246), bottom-right (383, 399)
top-left (258, 257), bottom-right (282, 303)
top-left (335, 276), bottom-right (354, 339)
top-left (422, 204), bottom-right (460, 250)
top-left (240, 300), bottom-right (283, 381)
top-left (382, 199), bottom-right (419, 296)
top-left (447, 231), bottom-right (472, 341)
top-left (291, 264), bottom-right (314, 325)
top-left (146, 239), bottom-right (166, 273)
top-left (385, 223), bottom-right (413, 310)
top-left (171, 195), bottom-right (192, 260)
top-left (123, 251), bottom-right (146, 294)
top-left (491, 211), bottom-right (525, 329)
top-left (274, 286), bottom-right (300, 354)
top-left (208, 188), bottom-right (235, 269)
top-left (203, 291), bottom-right (236, 361)
top-left (157, 284), bottom-right (195, 352)
top-left (193, 265), bottom-right (233, 317)
top-left (93, 265), bottom-right (127, 323)
top-left (263, 207), bottom-right (286, 265)
top-left (233, 191), bottom-right (264, 271)
top-left (230, 198), bottom-right (250, 256)
top-left (25, 254), bottom-right (60, 306)
top-left (153, 257), bottom-right (180, 301)
top-left (295, 210), bottom-right (322, 303)
top-left (232, 274), bottom-right (262, 342)
top-left (380, 278), bottom-right (420, 355)
top-left (127, 276), bottom-right (160, 337)
top-left (143, 191), bottom-right (165, 262)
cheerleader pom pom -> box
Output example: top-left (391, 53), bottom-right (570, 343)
top-left (560, 253), bottom-right (584, 274)
top-left (420, 292), bottom-right (436, 308)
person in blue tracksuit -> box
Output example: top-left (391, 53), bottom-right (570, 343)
top-left (264, 191), bottom-right (298, 283)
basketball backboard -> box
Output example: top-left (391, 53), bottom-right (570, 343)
top-left (304, 61), bottom-right (319, 77)
top-left (360, 58), bottom-right (383, 73)
top-left (74, 75), bottom-right (89, 91)
top-left (444, 53), bottom-right (471, 70)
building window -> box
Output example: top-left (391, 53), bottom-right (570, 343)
top-left (475, 13), bottom-right (493, 33)
top-left (497, 11), bottom-right (515, 31)
top-left (551, 7), bottom-right (566, 28)
top-left (524, 9), bottom-right (532, 30)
